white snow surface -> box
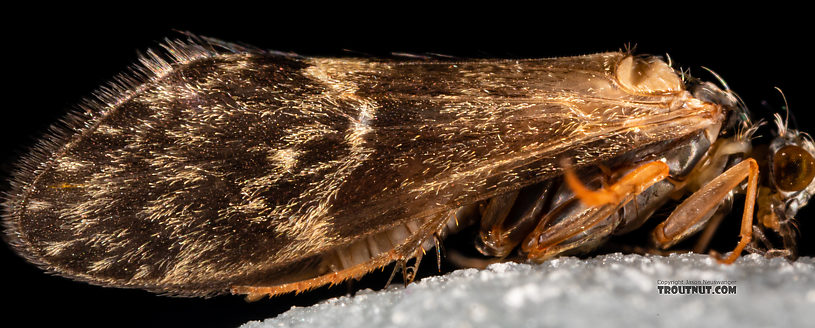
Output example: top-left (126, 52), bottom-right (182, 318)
top-left (242, 253), bottom-right (815, 328)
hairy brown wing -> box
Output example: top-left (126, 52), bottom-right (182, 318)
top-left (3, 40), bottom-right (722, 296)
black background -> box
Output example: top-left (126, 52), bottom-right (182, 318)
top-left (1, 7), bottom-right (812, 328)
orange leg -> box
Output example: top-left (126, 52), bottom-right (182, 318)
top-left (522, 161), bottom-right (671, 261)
top-left (714, 161), bottom-right (758, 263)
top-left (563, 160), bottom-right (670, 206)
top-left (651, 159), bottom-right (758, 264)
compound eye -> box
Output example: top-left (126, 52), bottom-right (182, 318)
top-left (773, 145), bottom-right (815, 192)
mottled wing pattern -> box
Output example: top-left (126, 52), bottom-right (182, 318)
top-left (3, 39), bottom-right (721, 296)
